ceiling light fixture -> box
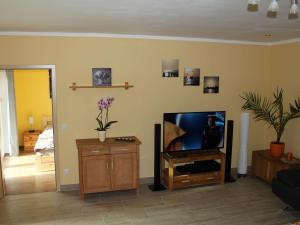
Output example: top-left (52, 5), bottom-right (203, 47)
top-left (290, 0), bottom-right (299, 15)
top-left (268, 0), bottom-right (279, 12)
top-left (248, 0), bottom-right (260, 5)
top-left (248, 0), bottom-right (299, 18)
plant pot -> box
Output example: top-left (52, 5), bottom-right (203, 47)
top-left (270, 142), bottom-right (285, 157)
top-left (98, 131), bottom-right (106, 142)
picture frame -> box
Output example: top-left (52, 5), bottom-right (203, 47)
top-left (184, 68), bottom-right (200, 86)
top-left (203, 76), bottom-right (219, 94)
top-left (92, 68), bottom-right (112, 86)
top-left (162, 59), bottom-right (179, 77)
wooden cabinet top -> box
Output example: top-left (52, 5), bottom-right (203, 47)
top-left (253, 149), bottom-right (300, 165)
top-left (163, 151), bottom-right (225, 164)
top-left (24, 130), bottom-right (42, 136)
top-left (76, 137), bottom-right (141, 149)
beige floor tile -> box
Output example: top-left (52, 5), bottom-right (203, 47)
top-left (0, 177), bottom-right (299, 225)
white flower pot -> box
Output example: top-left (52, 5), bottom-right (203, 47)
top-left (98, 131), bottom-right (106, 142)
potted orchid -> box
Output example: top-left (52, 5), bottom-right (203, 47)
top-left (96, 97), bottom-right (117, 142)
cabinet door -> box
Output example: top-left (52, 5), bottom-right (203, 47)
top-left (252, 152), bottom-right (268, 181)
top-left (267, 163), bottom-right (288, 183)
top-left (111, 153), bottom-right (137, 190)
top-left (82, 155), bottom-right (111, 193)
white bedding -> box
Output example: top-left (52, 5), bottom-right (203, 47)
top-left (34, 125), bottom-right (54, 152)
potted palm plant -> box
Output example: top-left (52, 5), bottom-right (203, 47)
top-left (240, 88), bottom-right (300, 157)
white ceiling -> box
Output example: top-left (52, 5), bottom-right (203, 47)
top-left (0, 0), bottom-right (299, 43)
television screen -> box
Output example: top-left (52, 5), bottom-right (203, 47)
top-left (163, 111), bottom-right (225, 153)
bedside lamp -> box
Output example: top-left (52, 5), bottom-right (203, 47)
top-left (28, 116), bottom-right (35, 132)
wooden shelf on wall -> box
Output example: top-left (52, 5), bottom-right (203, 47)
top-left (69, 82), bottom-right (134, 91)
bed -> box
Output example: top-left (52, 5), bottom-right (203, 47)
top-left (34, 117), bottom-right (55, 172)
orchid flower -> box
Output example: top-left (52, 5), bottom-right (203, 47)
top-left (96, 97), bottom-right (117, 131)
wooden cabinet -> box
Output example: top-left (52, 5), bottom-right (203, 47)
top-left (23, 130), bottom-right (41, 152)
top-left (76, 137), bottom-right (141, 198)
top-left (252, 150), bottom-right (300, 183)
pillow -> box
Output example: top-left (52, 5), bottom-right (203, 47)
top-left (42, 116), bottom-right (52, 129)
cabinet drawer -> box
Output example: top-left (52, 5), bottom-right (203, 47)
top-left (24, 141), bottom-right (36, 147)
top-left (174, 172), bottom-right (221, 183)
top-left (24, 135), bottom-right (38, 141)
top-left (24, 146), bottom-right (34, 151)
top-left (110, 145), bottom-right (137, 154)
top-left (81, 147), bottom-right (109, 156)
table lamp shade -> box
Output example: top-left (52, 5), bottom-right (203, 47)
top-left (28, 116), bottom-right (34, 125)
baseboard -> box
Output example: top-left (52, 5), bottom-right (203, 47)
top-left (59, 168), bottom-right (254, 192)
top-left (60, 177), bottom-right (154, 192)
top-left (60, 184), bottom-right (80, 192)
top-left (140, 177), bottom-right (153, 184)
top-left (231, 166), bottom-right (252, 176)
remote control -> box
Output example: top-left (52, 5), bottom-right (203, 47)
top-left (115, 137), bottom-right (135, 142)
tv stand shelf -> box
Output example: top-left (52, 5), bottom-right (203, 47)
top-left (161, 151), bottom-right (225, 191)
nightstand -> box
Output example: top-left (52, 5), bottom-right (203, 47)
top-left (23, 130), bottom-right (41, 152)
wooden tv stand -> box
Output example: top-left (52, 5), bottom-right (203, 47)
top-left (161, 151), bottom-right (225, 191)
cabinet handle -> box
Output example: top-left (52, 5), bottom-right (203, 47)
top-left (181, 180), bottom-right (191, 183)
top-left (91, 150), bottom-right (100, 153)
top-left (111, 160), bottom-right (114, 170)
top-left (106, 162), bottom-right (109, 169)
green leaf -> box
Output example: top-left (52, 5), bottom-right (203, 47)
top-left (96, 117), bottom-right (104, 130)
top-left (103, 121), bottom-right (118, 130)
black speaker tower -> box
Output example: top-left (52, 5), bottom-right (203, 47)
top-left (148, 124), bottom-right (166, 191)
top-left (225, 120), bottom-right (236, 182)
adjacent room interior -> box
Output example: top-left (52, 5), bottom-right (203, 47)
top-left (2, 69), bottom-right (56, 195)
top-left (0, 0), bottom-right (300, 225)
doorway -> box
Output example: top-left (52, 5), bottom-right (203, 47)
top-left (0, 65), bottom-right (59, 197)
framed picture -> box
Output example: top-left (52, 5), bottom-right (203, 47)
top-left (92, 68), bottom-right (112, 86)
top-left (184, 68), bottom-right (200, 86)
top-left (162, 59), bottom-right (179, 77)
top-left (203, 76), bottom-right (219, 94)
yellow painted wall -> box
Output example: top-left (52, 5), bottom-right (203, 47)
top-left (270, 42), bottom-right (300, 158)
top-left (0, 36), bottom-right (272, 185)
top-left (13, 70), bottom-right (52, 145)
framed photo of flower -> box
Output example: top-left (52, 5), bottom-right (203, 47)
top-left (92, 68), bottom-right (112, 86)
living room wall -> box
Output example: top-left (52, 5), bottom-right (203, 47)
top-left (0, 36), bottom-right (271, 185)
top-left (270, 42), bottom-right (300, 158)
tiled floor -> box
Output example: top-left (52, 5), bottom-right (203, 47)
top-left (3, 152), bottom-right (56, 195)
top-left (0, 177), bottom-right (299, 225)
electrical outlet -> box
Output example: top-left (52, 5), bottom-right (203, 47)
top-left (64, 168), bottom-right (70, 176)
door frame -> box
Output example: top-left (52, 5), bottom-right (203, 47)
top-left (0, 98), bottom-right (6, 198)
top-left (0, 65), bottom-right (60, 193)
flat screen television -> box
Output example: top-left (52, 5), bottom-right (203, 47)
top-left (163, 111), bottom-right (225, 153)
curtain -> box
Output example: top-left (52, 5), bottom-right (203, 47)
top-left (0, 70), bottom-right (19, 156)
top-left (0, 97), bottom-right (5, 158)
top-left (6, 71), bottom-right (19, 156)
top-left (0, 70), bottom-right (11, 155)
